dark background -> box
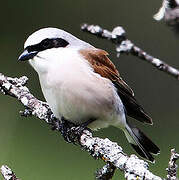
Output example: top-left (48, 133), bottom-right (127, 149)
top-left (0, 0), bottom-right (178, 179)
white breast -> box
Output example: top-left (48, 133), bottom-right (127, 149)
top-left (33, 48), bottom-right (126, 130)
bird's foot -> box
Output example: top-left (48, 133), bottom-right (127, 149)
top-left (59, 117), bottom-right (79, 143)
top-left (60, 117), bottom-right (94, 144)
top-left (60, 124), bottom-right (86, 144)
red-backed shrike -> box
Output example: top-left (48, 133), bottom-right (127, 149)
top-left (18, 27), bottom-right (160, 162)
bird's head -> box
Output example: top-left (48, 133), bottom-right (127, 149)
top-left (18, 27), bottom-right (93, 73)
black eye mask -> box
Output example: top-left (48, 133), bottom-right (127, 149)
top-left (26, 38), bottom-right (69, 53)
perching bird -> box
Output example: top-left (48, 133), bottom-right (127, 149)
top-left (18, 27), bottom-right (160, 162)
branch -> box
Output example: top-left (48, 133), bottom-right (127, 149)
top-left (0, 73), bottom-right (175, 179)
top-left (154, 0), bottom-right (179, 25)
top-left (81, 23), bottom-right (179, 80)
top-left (167, 149), bottom-right (179, 180)
top-left (1, 165), bottom-right (20, 180)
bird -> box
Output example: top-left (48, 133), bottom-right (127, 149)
top-left (18, 27), bottom-right (160, 162)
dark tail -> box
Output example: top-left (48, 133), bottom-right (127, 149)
top-left (124, 124), bottom-right (160, 162)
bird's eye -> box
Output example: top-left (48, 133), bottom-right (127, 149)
top-left (42, 39), bottom-right (51, 48)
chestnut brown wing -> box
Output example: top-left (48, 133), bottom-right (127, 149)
top-left (79, 48), bottom-right (152, 124)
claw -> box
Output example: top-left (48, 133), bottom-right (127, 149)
top-left (59, 117), bottom-right (95, 144)
top-left (0, 87), bottom-right (6, 95)
top-left (20, 108), bottom-right (32, 117)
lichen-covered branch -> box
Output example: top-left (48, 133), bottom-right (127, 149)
top-left (1, 165), bottom-right (20, 180)
top-left (81, 23), bottom-right (179, 80)
top-left (154, 0), bottom-right (179, 25)
top-left (81, 131), bottom-right (162, 180)
top-left (0, 73), bottom-right (176, 179)
top-left (167, 149), bottom-right (179, 180)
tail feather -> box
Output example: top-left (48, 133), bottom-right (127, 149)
top-left (124, 124), bottom-right (160, 162)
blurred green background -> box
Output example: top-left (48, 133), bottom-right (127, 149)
top-left (0, 0), bottom-right (179, 179)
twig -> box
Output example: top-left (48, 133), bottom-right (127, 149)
top-left (81, 23), bottom-right (179, 80)
top-left (1, 165), bottom-right (20, 180)
top-left (167, 149), bottom-right (179, 180)
top-left (0, 72), bottom-right (166, 179)
top-left (154, 0), bottom-right (179, 25)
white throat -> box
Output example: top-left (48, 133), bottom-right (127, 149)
top-left (29, 47), bottom-right (91, 75)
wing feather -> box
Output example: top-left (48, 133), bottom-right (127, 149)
top-left (79, 48), bottom-right (152, 125)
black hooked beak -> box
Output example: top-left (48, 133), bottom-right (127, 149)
top-left (18, 50), bottom-right (38, 61)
